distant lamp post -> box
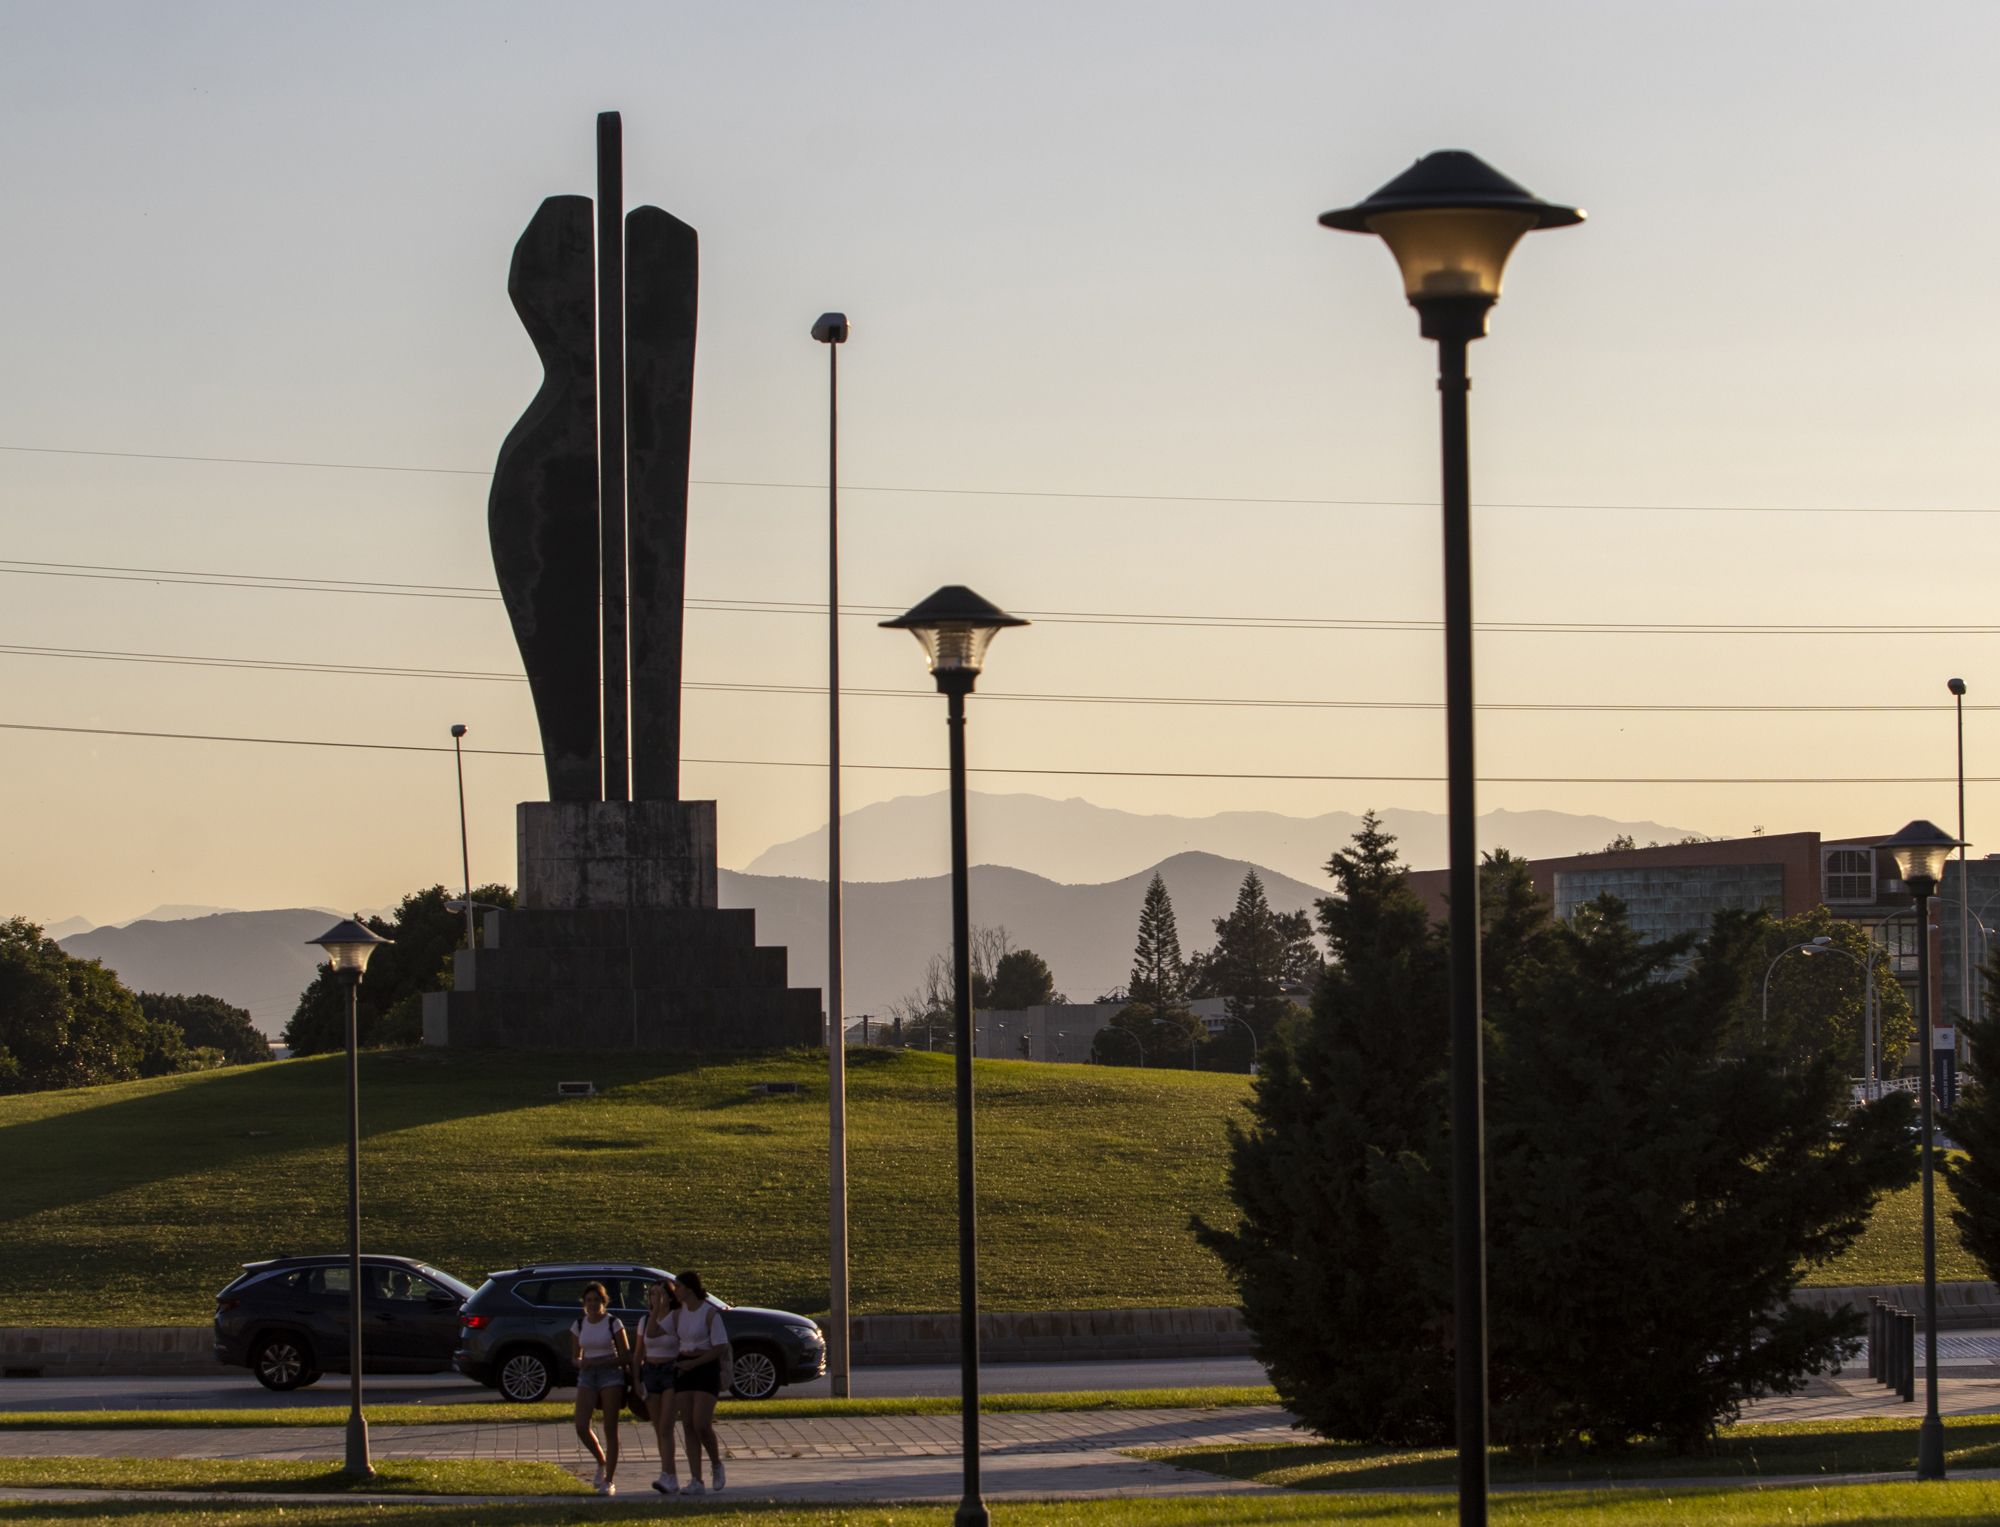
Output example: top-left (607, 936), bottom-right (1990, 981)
top-left (305, 917), bottom-right (392, 1479)
top-left (1880, 819), bottom-right (1966, 1481)
top-left (1761, 935), bottom-right (1836, 1039)
top-left (1320, 150), bottom-right (1581, 1527)
top-left (881, 585), bottom-right (1026, 1527)
top-left (449, 725), bottom-right (474, 949)
top-left (812, 309), bottom-right (854, 1401)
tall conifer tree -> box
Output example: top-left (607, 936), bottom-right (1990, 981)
top-left (1128, 873), bottom-right (1187, 1012)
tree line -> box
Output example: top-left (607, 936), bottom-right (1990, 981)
top-left (0, 918), bottom-right (270, 1093)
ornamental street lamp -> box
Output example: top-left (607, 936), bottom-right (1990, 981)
top-left (881, 585), bottom-right (1027, 1527)
top-left (1320, 151), bottom-right (1581, 1527)
top-left (305, 917), bottom-right (393, 1479)
top-left (812, 309), bottom-right (853, 1401)
top-left (1879, 819), bottom-right (1965, 1481)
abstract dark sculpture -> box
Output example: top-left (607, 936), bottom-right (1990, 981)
top-left (431, 112), bottom-right (821, 1054)
top-left (490, 112), bottom-right (697, 803)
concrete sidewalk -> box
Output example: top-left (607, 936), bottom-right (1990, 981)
top-left (0, 1405), bottom-right (1299, 1503)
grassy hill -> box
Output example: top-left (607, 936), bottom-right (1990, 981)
top-left (0, 1047), bottom-right (1975, 1327)
top-left (0, 1048), bottom-right (1252, 1326)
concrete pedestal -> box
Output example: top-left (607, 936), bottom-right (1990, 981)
top-left (423, 800), bottom-right (819, 1051)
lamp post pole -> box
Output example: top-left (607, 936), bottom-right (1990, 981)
top-left (450, 724), bottom-right (473, 948)
top-left (340, 965), bottom-right (369, 1475)
top-left (881, 586), bottom-right (1027, 1527)
top-left (1880, 820), bottom-right (1966, 1482)
top-left (305, 918), bottom-right (391, 1480)
top-left (1321, 152), bottom-right (1581, 1527)
top-left (813, 312), bottom-right (852, 1400)
top-left (1951, 678), bottom-right (1970, 1110)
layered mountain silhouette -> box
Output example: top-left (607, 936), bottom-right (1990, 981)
top-left (59, 910), bottom-right (337, 1038)
top-left (744, 792), bottom-right (1699, 887)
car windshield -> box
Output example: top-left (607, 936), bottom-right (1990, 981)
top-left (419, 1265), bottom-right (476, 1299)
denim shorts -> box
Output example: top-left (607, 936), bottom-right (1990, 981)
top-left (576, 1363), bottom-right (625, 1394)
top-left (641, 1361), bottom-right (677, 1396)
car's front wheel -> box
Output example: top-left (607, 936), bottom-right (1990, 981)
top-left (251, 1334), bottom-right (315, 1391)
top-left (728, 1345), bottom-right (782, 1401)
top-left (497, 1347), bottom-right (555, 1403)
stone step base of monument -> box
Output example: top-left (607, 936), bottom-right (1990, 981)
top-left (423, 904), bottom-right (821, 1051)
top-left (423, 985), bottom-right (819, 1050)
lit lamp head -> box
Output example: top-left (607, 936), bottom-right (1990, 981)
top-left (307, 918), bottom-right (393, 986)
top-left (1319, 150), bottom-right (1583, 341)
top-left (1880, 820), bottom-right (1966, 898)
top-left (880, 585), bottom-right (1028, 696)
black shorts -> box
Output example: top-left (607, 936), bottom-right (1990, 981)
top-left (677, 1359), bottom-right (722, 1396)
top-left (641, 1361), bottom-right (677, 1396)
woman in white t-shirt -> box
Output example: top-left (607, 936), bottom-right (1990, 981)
top-left (669, 1269), bottom-right (730, 1494)
top-left (632, 1279), bottom-right (682, 1496)
top-left (569, 1282), bottom-right (630, 1496)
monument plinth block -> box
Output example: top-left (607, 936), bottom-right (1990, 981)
top-left (518, 799), bottom-right (718, 910)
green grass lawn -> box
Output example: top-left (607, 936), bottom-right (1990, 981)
top-left (0, 1458), bottom-right (582, 1495)
top-left (0, 1045), bottom-right (1973, 1328)
top-left (1145, 1414), bottom-right (2000, 1491)
top-left (0, 1385), bottom-right (1277, 1429)
top-left (8, 1483), bottom-right (2000, 1524)
top-left (0, 1047), bottom-right (1250, 1325)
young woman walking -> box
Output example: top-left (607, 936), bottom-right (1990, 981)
top-left (633, 1278), bottom-right (682, 1495)
top-left (569, 1282), bottom-right (629, 1496)
top-left (670, 1270), bottom-right (730, 1494)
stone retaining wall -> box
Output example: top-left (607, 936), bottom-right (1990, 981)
top-left (7, 1283), bottom-right (1994, 1377)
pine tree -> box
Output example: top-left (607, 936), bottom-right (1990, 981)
top-left (1196, 813), bottom-right (1455, 1442)
top-left (1192, 869), bottom-right (1309, 1040)
top-left (1128, 873), bottom-right (1187, 1013)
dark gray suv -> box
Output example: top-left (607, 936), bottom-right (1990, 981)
top-left (453, 1262), bottom-right (825, 1402)
top-left (213, 1255), bottom-right (474, 1389)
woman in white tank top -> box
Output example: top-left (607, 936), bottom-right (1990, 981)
top-left (568, 1282), bottom-right (629, 1496)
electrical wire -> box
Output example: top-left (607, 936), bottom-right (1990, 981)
top-left (4, 441), bottom-right (1997, 516)
top-left (7, 558), bottom-right (2000, 636)
top-left (1, 719), bottom-right (1994, 786)
top-left (0, 641), bottom-right (1993, 715)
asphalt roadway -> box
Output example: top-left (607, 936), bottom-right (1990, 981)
top-left (0, 1355), bottom-right (1270, 1413)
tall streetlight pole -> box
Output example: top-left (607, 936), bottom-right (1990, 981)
top-left (1951, 679), bottom-right (1971, 1107)
top-left (1320, 152), bottom-right (1582, 1527)
top-left (305, 917), bottom-right (392, 1479)
top-left (1880, 820), bottom-right (1966, 1481)
top-left (882, 586), bottom-right (1027, 1527)
top-left (450, 725), bottom-right (474, 949)
top-left (812, 311), bottom-right (852, 1399)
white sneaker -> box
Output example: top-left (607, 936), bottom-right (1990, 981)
top-left (599, 1479), bottom-right (616, 1497)
top-left (683, 1479), bottom-right (706, 1495)
top-left (712, 1461), bottom-right (726, 1492)
top-left (652, 1473), bottom-right (679, 1495)
top-left (592, 1463), bottom-right (606, 1489)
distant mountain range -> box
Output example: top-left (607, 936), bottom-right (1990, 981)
top-left (59, 910), bottom-right (338, 1038)
top-left (744, 793), bottom-right (1702, 887)
top-left (722, 851), bottom-right (1327, 1016)
top-left (36, 799), bottom-right (1708, 1033)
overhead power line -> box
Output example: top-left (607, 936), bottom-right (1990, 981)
top-left (3, 719), bottom-right (1996, 787)
top-left (0, 641), bottom-right (1995, 716)
top-left (8, 557), bottom-right (2000, 637)
top-left (4, 441), bottom-right (1997, 516)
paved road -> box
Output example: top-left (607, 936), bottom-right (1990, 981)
top-left (0, 1355), bottom-right (1269, 1413)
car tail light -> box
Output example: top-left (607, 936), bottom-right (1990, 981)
top-left (462, 1314), bottom-right (489, 1330)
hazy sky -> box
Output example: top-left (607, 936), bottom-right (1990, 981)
top-left (4, 0), bottom-right (1999, 925)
